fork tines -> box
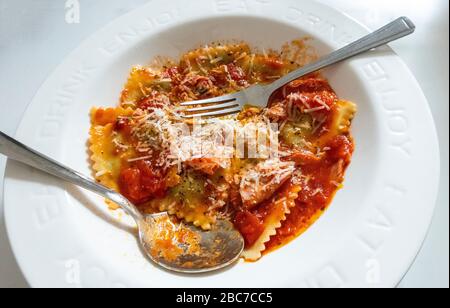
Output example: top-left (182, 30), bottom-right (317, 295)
top-left (180, 95), bottom-right (241, 118)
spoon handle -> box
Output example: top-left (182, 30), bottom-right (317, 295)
top-left (0, 131), bottom-right (143, 221)
top-left (267, 17), bottom-right (416, 93)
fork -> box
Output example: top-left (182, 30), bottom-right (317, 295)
top-left (181, 17), bottom-right (415, 118)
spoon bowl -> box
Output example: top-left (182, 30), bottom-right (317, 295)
top-left (140, 213), bottom-right (244, 273)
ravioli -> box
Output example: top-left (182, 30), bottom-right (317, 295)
top-left (89, 40), bottom-right (356, 261)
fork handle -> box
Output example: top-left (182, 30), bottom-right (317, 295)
top-left (0, 131), bottom-right (143, 221)
top-left (267, 17), bottom-right (415, 93)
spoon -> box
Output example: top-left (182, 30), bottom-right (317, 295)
top-left (0, 131), bottom-right (244, 273)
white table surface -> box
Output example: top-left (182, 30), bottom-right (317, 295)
top-left (0, 0), bottom-right (448, 288)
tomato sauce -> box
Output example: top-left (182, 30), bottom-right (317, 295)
top-left (266, 135), bottom-right (354, 251)
top-left (119, 160), bottom-right (168, 205)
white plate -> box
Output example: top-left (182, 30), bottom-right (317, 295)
top-left (3, 0), bottom-right (440, 288)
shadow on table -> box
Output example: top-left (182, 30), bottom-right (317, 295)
top-left (0, 156), bottom-right (28, 288)
top-left (0, 214), bottom-right (28, 288)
